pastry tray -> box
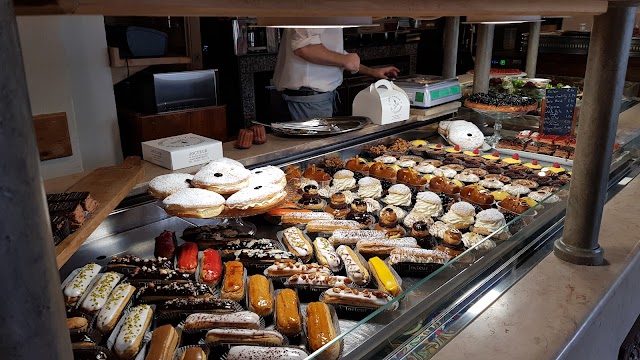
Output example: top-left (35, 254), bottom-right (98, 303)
top-left (493, 147), bottom-right (574, 167)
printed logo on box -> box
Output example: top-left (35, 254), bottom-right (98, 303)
top-left (158, 136), bottom-right (206, 148)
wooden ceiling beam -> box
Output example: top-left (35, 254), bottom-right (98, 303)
top-left (15, 0), bottom-right (608, 17)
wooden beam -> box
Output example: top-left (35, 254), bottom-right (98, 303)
top-left (13, 0), bottom-right (75, 15)
top-left (15, 0), bottom-right (609, 17)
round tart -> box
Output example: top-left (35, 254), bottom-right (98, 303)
top-left (511, 179), bottom-right (539, 189)
top-left (163, 188), bottom-right (226, 218)
top-left (225, 183), bottom-right (287, 211)
top-left (484, 174), bottom-right (511, 183)
top-left (192, 162), bottom-right (251, 194)
top-left (464, 93), bottom-right (538, 113)
top-left (478, 178), bottom-right (505, 190)
top-left (502, 184), bottom-right (531, 196)
top-left (461, 168), bottom-right (487, 177)
top-left (148, 173), bottom-right (193, 199)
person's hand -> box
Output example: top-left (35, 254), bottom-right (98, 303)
top-left (370, 66), bottom-right (401, 79)
top-left (342, 53), bottom-right (361, 72)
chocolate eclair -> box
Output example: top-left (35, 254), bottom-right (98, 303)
top-left (233, 249), bottom-right (298, 263)
top-left (127, 265), bottom-right (192, 282)
top-left (157, 297), bottom-right (239, 314)
top-left (182, 224), bottom-right (252, 242)
top-left (436, 229), bottom-right (466, 258)
top-left (137, 281), bottom-right (215, 303)
top-left (106, 255), bottom-right (173, 272)
top-left (219, 238), bottom-right (278, 258)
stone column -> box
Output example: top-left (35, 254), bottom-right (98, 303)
top-left (554, 2), bottom-right (637, 265)
top-left (0, 0), bottom-right (73, 358)
top-left (525, 21), bottom-right (542, 77)
top-left (442, 16), bottom-right (460, 78)
top-left (472, 24), bottom-right (495, 94)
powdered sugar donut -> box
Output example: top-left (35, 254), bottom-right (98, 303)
top-left (248, 166), bottom-right (287, 187)
top-left (446, 121), bottom-right (485, 151)
top-left (163, 188), bottom-right (225, 218)
top-left (225, 183), bottom-right (287, 211)
top-left (148, 173), bottom-right (193, 199)
top-left (192, 162), bottom-right (251, 194)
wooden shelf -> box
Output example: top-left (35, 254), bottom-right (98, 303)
top-left (108, 47), bottom-right (191, 68)
top-left (15, 0), bottom-right (608, 17)
top-left (54, 156), bottom-right (145, 268)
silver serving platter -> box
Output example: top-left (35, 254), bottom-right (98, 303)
top-left (265, 116), bottom-right (370, 136)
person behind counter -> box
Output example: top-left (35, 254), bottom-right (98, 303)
top-left (273, 28), bottom-right (400, 121)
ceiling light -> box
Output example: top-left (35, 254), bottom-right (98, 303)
top-left (256, 17), bottom-right (375, 28)
top-left (463, 15), bottom-right (542, 24)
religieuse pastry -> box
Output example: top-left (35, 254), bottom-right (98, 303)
top-left (441, 201), bottom-right (476, 230)
top-left (299, 184), bottom-right (326, 211)
top-left (374, 207), bottom-right (406, 238)
top-left (324, 192), bottom-right (351, 219)
top-left (148, 173), bottom-right (194, 199)
top-left (436, 228), bottom-right (466, 258)
top-left (346, 199), bottom-right (376, 227)
top-left (163, 188), bottom-right (226, 218)
top-left (192, 161), bottom-right (251, 194)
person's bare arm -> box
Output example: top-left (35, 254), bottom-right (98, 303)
top-left (294, 45), bottom-right (360, 72)
top-left (358, 65), bottom-right (401, 79)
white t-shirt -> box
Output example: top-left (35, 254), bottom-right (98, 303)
top-left (272, 28), bottom-right (346, 92)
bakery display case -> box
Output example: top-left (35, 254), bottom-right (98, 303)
top-left (56, 109), bottom-right (640, 360)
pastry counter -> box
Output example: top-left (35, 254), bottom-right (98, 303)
top-left (58, 110), bottom-right (640, 360)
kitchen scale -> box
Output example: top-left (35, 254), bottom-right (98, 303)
top-left (394, 75), bottom-right (462, 109)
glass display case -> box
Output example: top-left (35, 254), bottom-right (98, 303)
top-left (59, 119), bottom-right (640, 360)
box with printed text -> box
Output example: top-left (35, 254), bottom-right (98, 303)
top-left (141, 133), bottom-right (223, 170)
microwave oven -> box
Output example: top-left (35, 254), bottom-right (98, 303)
top-left (128, 69), bottom-right (220, 114)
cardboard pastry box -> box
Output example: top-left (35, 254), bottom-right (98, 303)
top-left (142, 133), bottom-right (223, 170)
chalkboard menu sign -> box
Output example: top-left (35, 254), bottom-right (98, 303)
top-left (540, 88), bottom-right (578, 136)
